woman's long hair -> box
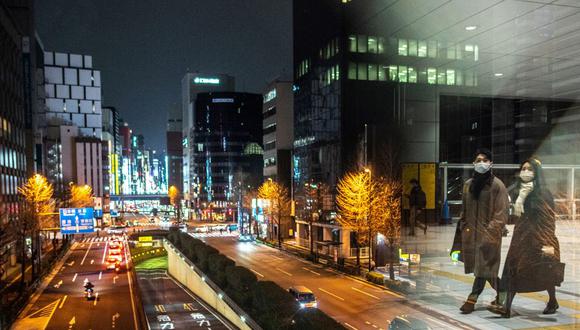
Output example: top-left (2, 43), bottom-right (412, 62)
top-left (516, 157), bottom-right (547, 194)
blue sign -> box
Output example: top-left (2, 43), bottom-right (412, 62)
top-left (59, 208), bottom-right (95, 234)
top-left (111, 210), bottom-right (119, 218)
top-left (94, 209), bottom-right (103, 218)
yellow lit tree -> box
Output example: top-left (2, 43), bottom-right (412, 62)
top-left (336, 170), bottom-right (374, 267)
top-left (69, 184), bottom-right (93, 208)
top-left (18, 174), bottom-right (55, 280)
top-left (258, 179), bottom-right (290, 247)
top-left (372, 178), bottom-right (402, 280)
top-left (168, 185), bottom-right (181, 221)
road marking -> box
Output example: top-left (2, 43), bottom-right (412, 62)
top-left (101, 240), bottom-right (108, 264)
top-left (123, 240), bottom-right (140, 330)
top-left (351, 287), bottom-right (380, 300)
top-left (72, 273), bottom-right (78, 282)
top-left (114, 275), bottom-right (119, 284)
top-left (344, 322), bottom-right (358, 330)
top-left (94, 292), bottom-right (99, 306)
top-left (90, 259), bottom-right (94, 265)
top-left (249, 268), bottom-right (264, 278)
top-left (348, 276), bottom-right (404, 298)
top-left (183, 303), bottom-right (196, 311)
top-left (80, 241), bottom-right (93, 265)
top-left (276, 267), bottom-right (292, 276)
top-left (53, 280), bottom-right (63, 288)
top-left (59, 295), bottom-right (68, 309)
top-left (318, 287), bottom-right (345, 301)
top-left (99, 271), bottom-right (103, 280)
top-left (270, 255), bottom-right (282, 260)
top-left (68, 316), bottom-right (76, 329)
top-left (365, 321), bottom-right (371, 325)
top-left (302, 267), bottom-right (321, 276)
top-left (372, 325), bottom-right (378, 328)
top-left (67, 261), bottom-right (75, 267)
top-left (155, 304), bottom-right (166, 313)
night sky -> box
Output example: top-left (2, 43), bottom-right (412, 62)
top-left (35, 0), bottom-right (292, 151)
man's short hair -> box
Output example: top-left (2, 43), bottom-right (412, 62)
top-left (409, 178), bottom-right (419, 185)
top-left (474, 148), bottom-right (493, 162)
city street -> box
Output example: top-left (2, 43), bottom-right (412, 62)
top-left (198, 235), bottom-right (474, 330)
top-left (137, 265), bottom-right (234, 330)
top-left (12, 234), bottom-right (139, 330)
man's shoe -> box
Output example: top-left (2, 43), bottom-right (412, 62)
top-left (487, 304), bottom-right (510, 318)
top-left (543, 301), bottom-right (559, 314)
top-left (460, 301), bottom-right (475, 314)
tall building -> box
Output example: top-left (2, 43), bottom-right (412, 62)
top-left (181, 73), bottom-right (235, 201)
top-left (74, 137), bottom-right (103, 196)
top-left (102, 106), bottom-right (121, 194)
top-left (191, 92), bottom-right (263, 220)
top-left (42, 51), bottom-right (103, 195)
top-left (262, 79), bottom-right (293, 191)
top-left (166, 103), bottom-right (182, 191)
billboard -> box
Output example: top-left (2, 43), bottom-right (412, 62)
top-left (59, 208), bottom-right (95, 234)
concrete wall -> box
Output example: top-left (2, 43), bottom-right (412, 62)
top-left (164, 240), bottom-right (260, 330)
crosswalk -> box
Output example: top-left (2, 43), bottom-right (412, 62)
top-left (79, 236), bottom-right (122, 243)
top-left (188, 232), bottom-right (237, 238)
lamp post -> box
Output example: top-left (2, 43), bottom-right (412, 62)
top-left (364, 167), bottom-right (373, 271)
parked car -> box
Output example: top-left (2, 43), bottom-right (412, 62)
top-left (288, 286), bottom-right (317, 309)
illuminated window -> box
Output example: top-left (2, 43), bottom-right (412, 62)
top-left (428, 40), bottom-right (437, 58)
top-left (446, 69), bottom-right (455, 85)
top-left (358, 63), bottom-right (367, 80)
top-left (368, 36), bottom-right (378, 54)
top-left (357, 35), bottom-right (367, 53)
top-left (388, 65), bottom-right (398, 81)
top-left (474, 45), bottom-right (479, 61)
top-left (398, 39), bottom-right (408, 56)
top-left (437, 69), bottom-right (446, 85)
top-left (378, 37), bottom-right (385, 54)
top-left (408, 40), bottom-right (418, 57)
top-left (418, 41), bottom-right (427, 57)
top-left (348, 62), bottom-right (357, 79)
top-left (398, 66), bottom-right (408, 82)
top-left (378, 66), bottom-right (386, 81)
top-left (349, 35), bottom-right (357, 52)
top-left (427, 68), bottom-right (437, 84)
top-left (418, 70), bottom-right (427, 83)
top-left (456, 44), bottom-right (463, 59)
top-left (368, 64), bottom-right (378, 81)
top-left (408, 67), bottom-right (417, 83)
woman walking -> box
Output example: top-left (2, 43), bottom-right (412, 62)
top-left (491, 158), bottom-right (564, 318)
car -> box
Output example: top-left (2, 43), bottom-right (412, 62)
top-left (106, 256), bottom-right (120, 270)
top-left (108, 240), bottom-right (122, 249)
top-left (107, 225), bottom-right (126, 235)
top-left (288, 286), bottom-right (317, 308)
top-left (108, 249), bottom-right (123, 261)
top-left (238, 234), bottom-right (254, 242)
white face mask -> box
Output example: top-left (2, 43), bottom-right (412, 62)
top-left (520, 170), bottom-right (534, 182)
top-left (474, 162), bottom-right (492, 174)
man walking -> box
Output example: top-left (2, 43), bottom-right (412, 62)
top-left (458, 148), bottom-right (509, 314)
top-left (407, 179), bottom-right (426, 236)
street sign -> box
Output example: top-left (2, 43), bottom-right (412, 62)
top-left (59, 208), bottom-right (95, 234)
top-left (94, 209), bottom-right (103, 218)
top-left (111, 210), bottom-right (119, 217)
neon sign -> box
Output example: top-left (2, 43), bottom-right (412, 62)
top-left (194, 77), bottom-right (220, 84)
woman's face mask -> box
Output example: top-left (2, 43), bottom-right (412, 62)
top-left (474, 161), bottom-right (492, 174)
top-left (520, 169), bottom-right (535, 182)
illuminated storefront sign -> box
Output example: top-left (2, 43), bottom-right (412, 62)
top-left (194, 77), bottom-right (220, 84)
top-left (212, 98), bottom-right (234, 103)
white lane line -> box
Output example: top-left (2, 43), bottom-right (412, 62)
top-left (94, 292), bottom-right (99, 306)
top-left (72, 273), bottom-right (78, 282)
top-left (302, 267), bottom-right (321, 276)
top-left (123, 240), bottom-right (139, 330)
top-left (275, 267), bottom-right (292, 277)
top-left (348, 276), bottom-right (404, 298)
top-left (318, 287), bottom-right (345, 301)
top-left (80, 241), bottom-right (93, 265)
top-left (59, 295), bottom-right (68, 309)
top-left (372, 325), bottom-right (378, 328)
top-left (351, 287), bottom-right (380, 300)
top-left (249, 268), bottom-right (265, 278)
top-left (99, 271), bottom-right (102, 280)
top-left (90, 259), bottom-right (94, 265)
top-left (101, 240), bottom-right (108, 264)
top-left (344, 322), bottom-right (358, 330)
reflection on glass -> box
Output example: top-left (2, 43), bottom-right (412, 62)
top-left (427, 68), bottom-right (437, 84)
top-left (368, 64), bottom-right (378, 81)
top-left (408, 67), bottom-right (417, 83)
top-left (348, 62), bottom-right (356, 79)
top-left (368, 37), bottom-right (377, 54)
top-left (358, 35), bottom-right (367, 53)
top-left (389, 65), bottom-right (398, 81)
top-left (349, 35), bottom-right (356, 52)
top-left (378, 67), bottom-right (386, 81)
top-left (398, 39), bottom-right (408, 56)
top-left (418, 40), bottom-right (427, 57)
top-left (398, 65), bottom-right (408, 83)
top-left (378, 37), bottom-right (385, 54)
top-left (409, 39), bottom-right (417, 57)
top-left (446, 69), bottom-right (455, 85)
top-left (358, 62), bottom-right (367, 80)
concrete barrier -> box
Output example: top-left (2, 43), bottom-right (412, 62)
top-left (163, 240), bottom-right (261, 330)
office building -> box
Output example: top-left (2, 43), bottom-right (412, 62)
top-left (181, 72), bottom-right (235, 202)
top-left (191, 92), bottom-right (263, 220)
top-left (262, 80), bottom-right (293, 190)
top-left (166, 103), bottom-right (182, 191)
top-left (102, 106), bottom-right (121, 195)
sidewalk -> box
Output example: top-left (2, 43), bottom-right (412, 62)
top-left (391, 221), bottom-right (580, 329)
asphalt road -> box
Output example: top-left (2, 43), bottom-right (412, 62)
top-left (199, 236), bottom-right (476, 330)
top-left (137, 268), bottom-right (234, 330)
top-left (13, 234), bottom-right (138, 330)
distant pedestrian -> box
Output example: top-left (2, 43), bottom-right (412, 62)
top-left (489, 158), bottom-right (564, 318)
top-left (455, 148), bottom-right (509, 314)
top-left (406, 178), bottom-right (426, 236)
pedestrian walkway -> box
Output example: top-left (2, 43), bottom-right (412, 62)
top-left (390, 221), bottom-right (580, 329)
top-left (79, 236), bottom-right (119, 243)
